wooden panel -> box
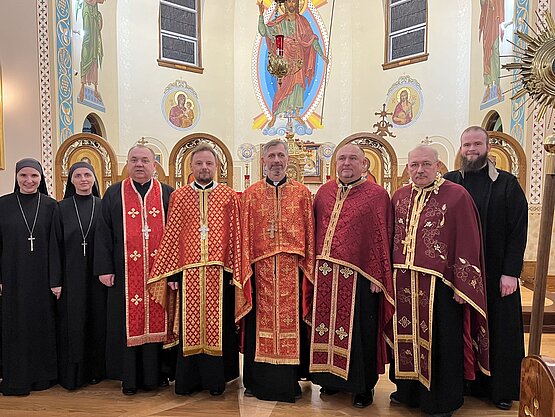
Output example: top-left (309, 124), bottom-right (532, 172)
top-left (519, 355), bottom-right (555, 417)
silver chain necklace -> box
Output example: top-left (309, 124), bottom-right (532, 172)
top-left (73, 195), bottom-right (95, 256)
top-left (16, 192), bottom-right (41, 252)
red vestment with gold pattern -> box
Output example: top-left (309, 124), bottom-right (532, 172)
top-left (148, 183), bottom-right (242, 356)
top-left (121, 178), bottom-right (168, 347)
top-left (389, 178), bottom-right (490, 389)
top-left (237, 178), bottom-right (315, 365)
top-left (309, 179), bottom-right (394, 379)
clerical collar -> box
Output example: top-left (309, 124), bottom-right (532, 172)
top-left (266, 176), bottom-right (287, 187)
top-left (412, 176), bottom-right (445, 192)
top-left (339, 177), bottom-right (363, 187)
top-left (193, 181), bottom-right (214, 190)
top-left (132, 179), bottom-right (152, 199)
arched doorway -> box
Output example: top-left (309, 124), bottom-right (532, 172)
top-left (169, 133), bottom-right (234, 188)
top-left (331, 132), bottom-right (398, 194)
top-left (454, 130), bottom-right (527, 190)
top-left (54, 133), bottom-right (118, 198)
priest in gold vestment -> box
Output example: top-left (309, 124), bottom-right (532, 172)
top-left (237, 139), bottom-right (315, 403)
top-left (388, 145), bottom-right (490, 417)
top-left (149, 144), bottom-right (242, 396)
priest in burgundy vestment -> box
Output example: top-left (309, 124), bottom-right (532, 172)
top-left (388, 145), bottom-right (490, 417)
top-left (309, 143), bottom-right (394, 408)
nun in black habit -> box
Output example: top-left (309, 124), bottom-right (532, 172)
top-left (50, 162), bottom-right (107, 390)
top-left (0, 158), bottom-right (58, 395)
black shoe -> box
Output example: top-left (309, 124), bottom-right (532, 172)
top-left (494, 400), bottom-right (513, 410)
top-left (159, 378), bottom-right (169, 388)
top-left (244, 388), bottom-right (254, 397)
top-left (122, 387), bottom-right (137, 395)
top-left (320, 387), bottom-right (339, 396)
top-left (89, 378), bottom-right (100, 385)
top-left (210, 389), bottom-right (224, 396)
top-left (353, 391), bottom-right (373, 408)
top-left (428, 413), bottom-right (453, 417)
top-left (390, 391), bottom-right (401, 404)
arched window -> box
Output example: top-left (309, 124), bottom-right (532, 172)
top-left (82, 113), bottom-right (106, 137)
top-left (483, 110), bottom-right (503, 132)
top-left (383, 0), bottom-right (429, 70)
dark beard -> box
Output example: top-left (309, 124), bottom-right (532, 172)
top-left (461, 153), bottom-right (488, 172)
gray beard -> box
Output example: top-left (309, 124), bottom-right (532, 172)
top-left (461, 153), bottom-right (488, 172)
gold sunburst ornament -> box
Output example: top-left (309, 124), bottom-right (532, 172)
top-left (503, 12), bottom-right (555, 121)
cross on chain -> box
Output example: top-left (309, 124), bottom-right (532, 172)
top-left (402, 225), bottom-right (416, 255)
top-left (28, 236), bottom-right (35, 252)
top-left (82, 241), bottom-right (88, 256)
top-left (142, 225), bottom-right (152, 240)
top-left (268, 220), bottom-right (277, 239)
top-left (199, 224), bottom-right (209, 240)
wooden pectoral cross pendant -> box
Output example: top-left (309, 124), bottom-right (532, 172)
top-left (28, 235), bottom-right (35, 252)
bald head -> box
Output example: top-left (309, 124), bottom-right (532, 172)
top-left (408, 145), bottom-right (438, 162)
top-left (336, 143), bottom-right (367, 183)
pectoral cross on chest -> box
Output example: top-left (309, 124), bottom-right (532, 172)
top-left (142, 225), bottom-right (151, 240)
top-left (81, 241), bottom-right (87, 256)
top-left (268, 220), bottom-right (277, 239)
top-left (402, 224), bottom-right (416, 255)
top-left (199, 224), bottom-right (209, 241)
top-left (28, 235), bottom-right (35, 252)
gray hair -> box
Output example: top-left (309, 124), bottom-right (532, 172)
top-left (408, 144), bottom-right (438, 162)
top-left (127, 144), bottom-right (156, 160)
top-left (262, 139), bottom-right (288, 157)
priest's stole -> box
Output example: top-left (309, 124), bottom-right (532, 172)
top-left (310, 260), bottom-right (357, 379)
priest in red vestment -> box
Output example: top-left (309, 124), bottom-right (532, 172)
top-left (388, 145), bottom-right (490, 417)
top-left (148, 144), bottom-right (242, 396)
top-left (237, 138), bottom-right (315, 403)
top-left (94, 145), bottom-right (175, 395)
top-left (309, 144), bottom-right (394, 408)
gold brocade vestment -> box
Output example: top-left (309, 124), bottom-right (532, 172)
top-left (237, 179), bottom-right (315, 365)
top-left (148, 183), bottom-right (242, 356)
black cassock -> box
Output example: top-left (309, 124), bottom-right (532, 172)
top-left (50, 194), bottom-right (107, 389)
top-left (172, 271), bottom-right (239, 395)
top-left (94, 180), bottom-right (176, 390)
top-left (445, 167), bottom-right (527, 403)
top-left (311, 277), bottom-right (379, 396)
top-left (0, 191), bottom-right (58, 395)
top-left (243, 272), bottom-right (310, 403)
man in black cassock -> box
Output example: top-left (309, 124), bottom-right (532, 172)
top-left (148, 144), bottom-right (241, 396)
top-left (50, 162), bottom-right (107, 389)
top-left (0, 158), bottom-right (58, 396)
top-left (94, 145), bottom-right (175, 395)
top-left (445, 126), bottom-right (527, 411)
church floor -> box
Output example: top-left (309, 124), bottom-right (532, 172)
top-left (2, 333), bottom-right (554, 417)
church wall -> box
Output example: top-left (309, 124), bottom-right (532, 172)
top-left (351, 0), bottom-right (472, 167)
top-left (116, 0), bottom-right (235, 172)
top-left (0, 1), bottom-right (43, 195)
top-left (71, 0), bottom-right (120, 149)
